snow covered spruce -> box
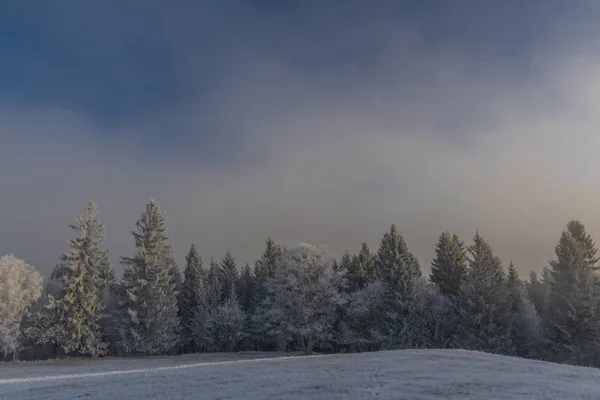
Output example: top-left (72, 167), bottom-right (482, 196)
top-left (1, 199), bottom-right (600, 369)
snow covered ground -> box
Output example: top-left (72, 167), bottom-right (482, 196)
top-left (1, 349), bottom-right (599, 399)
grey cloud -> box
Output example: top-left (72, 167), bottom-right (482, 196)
top-left (3, 49), bottom-right (600, 278)
top-left (3, 3), bottom-right (600, 278)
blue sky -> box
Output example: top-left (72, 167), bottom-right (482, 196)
top-left (2, 1), bottom-right (600, 275)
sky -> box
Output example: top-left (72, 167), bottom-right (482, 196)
top-left (2, 0), bottom-right (600, 277)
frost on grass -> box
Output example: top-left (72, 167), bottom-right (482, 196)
top-left (1, 349), bottom-right (600, 400)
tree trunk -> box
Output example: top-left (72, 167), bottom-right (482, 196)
top-left (13, 350), bottom-right (18, 362)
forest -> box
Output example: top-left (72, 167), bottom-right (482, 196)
top-left (0, 198), bottom-right (598, 369)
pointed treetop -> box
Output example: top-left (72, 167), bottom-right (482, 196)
top-left (566, 220), bottom-right (599, 268)
top-left (467, 231), bottom-right (505, 287)
top-left (220, 251), bottom-right (239, 301)
top-left (507, 261), bottom-right (520, 287)
top-left (528, 270), bottom-right (538, 284)
top-left (254, 237), bottom-right (284, 281)
top-left (335, 251), bottom-right (353, 273)
top-left (430, 231), bottom-right (467, 297)
top-left (376, 224), bottom-right (421, 284)
top-left (186, 245), bottom-right (202, 266)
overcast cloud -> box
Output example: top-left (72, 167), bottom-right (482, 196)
top-left (1, 1), bottom-right (600, 276)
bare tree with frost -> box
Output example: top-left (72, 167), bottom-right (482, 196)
top-left (0, 255), bottom-right (43, 361)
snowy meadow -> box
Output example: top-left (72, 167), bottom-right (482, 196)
top-left (2, 350), bottom-right (600, 399)
top-left (1, 199), bottom-right (600, 383)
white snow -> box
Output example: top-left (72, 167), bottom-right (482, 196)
top-left (1, 349), bottom-right (599, 399)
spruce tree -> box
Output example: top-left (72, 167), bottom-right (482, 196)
top-left (348, 242), bottom-right (376, 291)
top-left (507, 262), bottom-right (541, 358)
top-left (179, 245), bottom-right (207, 353)
top-left (335, 252), bottom-right (353, 292)
top-left (220, 252), bottom-right (239, 301)
top-left (205, 257), bottom-right (222, 309)
top-left (252, 237), bottom-right (284, 309)
top-left (237, 263), bottom-right (254, 313)
top-left (330, 251), bottom-right (353, 351)
top-left (253, 237), bottom-right (284, 284)
top-left (374, 224), bottom-right (422, 349)
top-left (118, 199), bottom-right (179, 355)
top-left (453, 232), bottom-right (514, 355)
top-left (48, 201), bottom-right (111, 357)
top-left (543, 226), bottom-right (600, 365)
top-left (429, 232), bottom-right (468, 297)
top-left (250, 237), bottom-right (284, 350)
top-left (566, 220), bottom-right (599, 269)
top-left (507, 261), bottom-right (520, 288)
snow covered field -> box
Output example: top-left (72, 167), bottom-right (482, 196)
top-left (1, 349), bottom-right (599, 399)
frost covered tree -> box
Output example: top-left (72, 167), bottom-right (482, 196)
top-left (330, 252), bottom-right (352, 351)
top-left (254, 243), bottom-right (344, 354)
top-left (118, 199), bottom-right (179, 355)
top-left (410, 277), bottom-right (453, 349)
top-left (543, 224), bottom-right (600, 365)
top-left (47, 201), bottom-right (112, 357)
top-left (374, 225), bottom-right (422, 349)
top-left (179, 245), bottom-right (207, 353)
top-left (23, 275), bottom-right (65, 358)
top-left (219, 252), bottom-right (239, 302)
top-left (203, 295), bottom-right (245, 352)
top-left (0, 255), bottom-right (43, 361)
top-left (348, 242), bottom-right (376, 292)
top-left (430, 232), bottom-right (467, 297)
top-left (507, 262), bottom-right (520, 287)
top-left (343, 281), bottom-right (386, 351)
top-left (251, 238), bottom-right (284, 349)
top-left (512, 291), bottom-right (542, 359)
top-left (334, 243), bottom-right (378, 351)
top-left (452, 232), bottom-right (514, 355)
top-left (237, 263), bottom-right (254, 313)
top-left (527, 267), bottom-right (551, 315)
top-left (506, 262), bottom-right (523, 313)
top-left (205, 257), bottom-right (222, 309)
top-left (566, 220), bottom-right (599, 269)
top-left (252, 237), bottom-right (284, 306)
top-left (505, 262), bottom-right (541, 358)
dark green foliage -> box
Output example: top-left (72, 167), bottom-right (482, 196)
top-left (253, 237), bottom-right (284, 284)
top-left (237, 263), bottom-right (255, 313)
top-left (251, 237), bottom-right (284, 311)
top-left (452, 232), bottom-right (514, 355)
top-left (429, 232), bottom-right (468, 297)
top-left (179, 245), bottom-right (207, 353)
top-left (220, 252), bottom-right (239, 301)
top-left (376, 224), bottom-right (421, 285)
top-left (374, 224), bottom-right (422, 349)
top-left (567, 220), bottom-right (599, 269)
top-left (543, 227), bottom-right (600, 365)
top-left (507, 262), bottom-right (520, 288)
top-left (347, 243), bottom-right (376, 292)
top-left (205, 257), bottom-right (222, 309)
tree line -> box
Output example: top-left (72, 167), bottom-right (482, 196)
top-left (1, 199), bottom-right (599, 368)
